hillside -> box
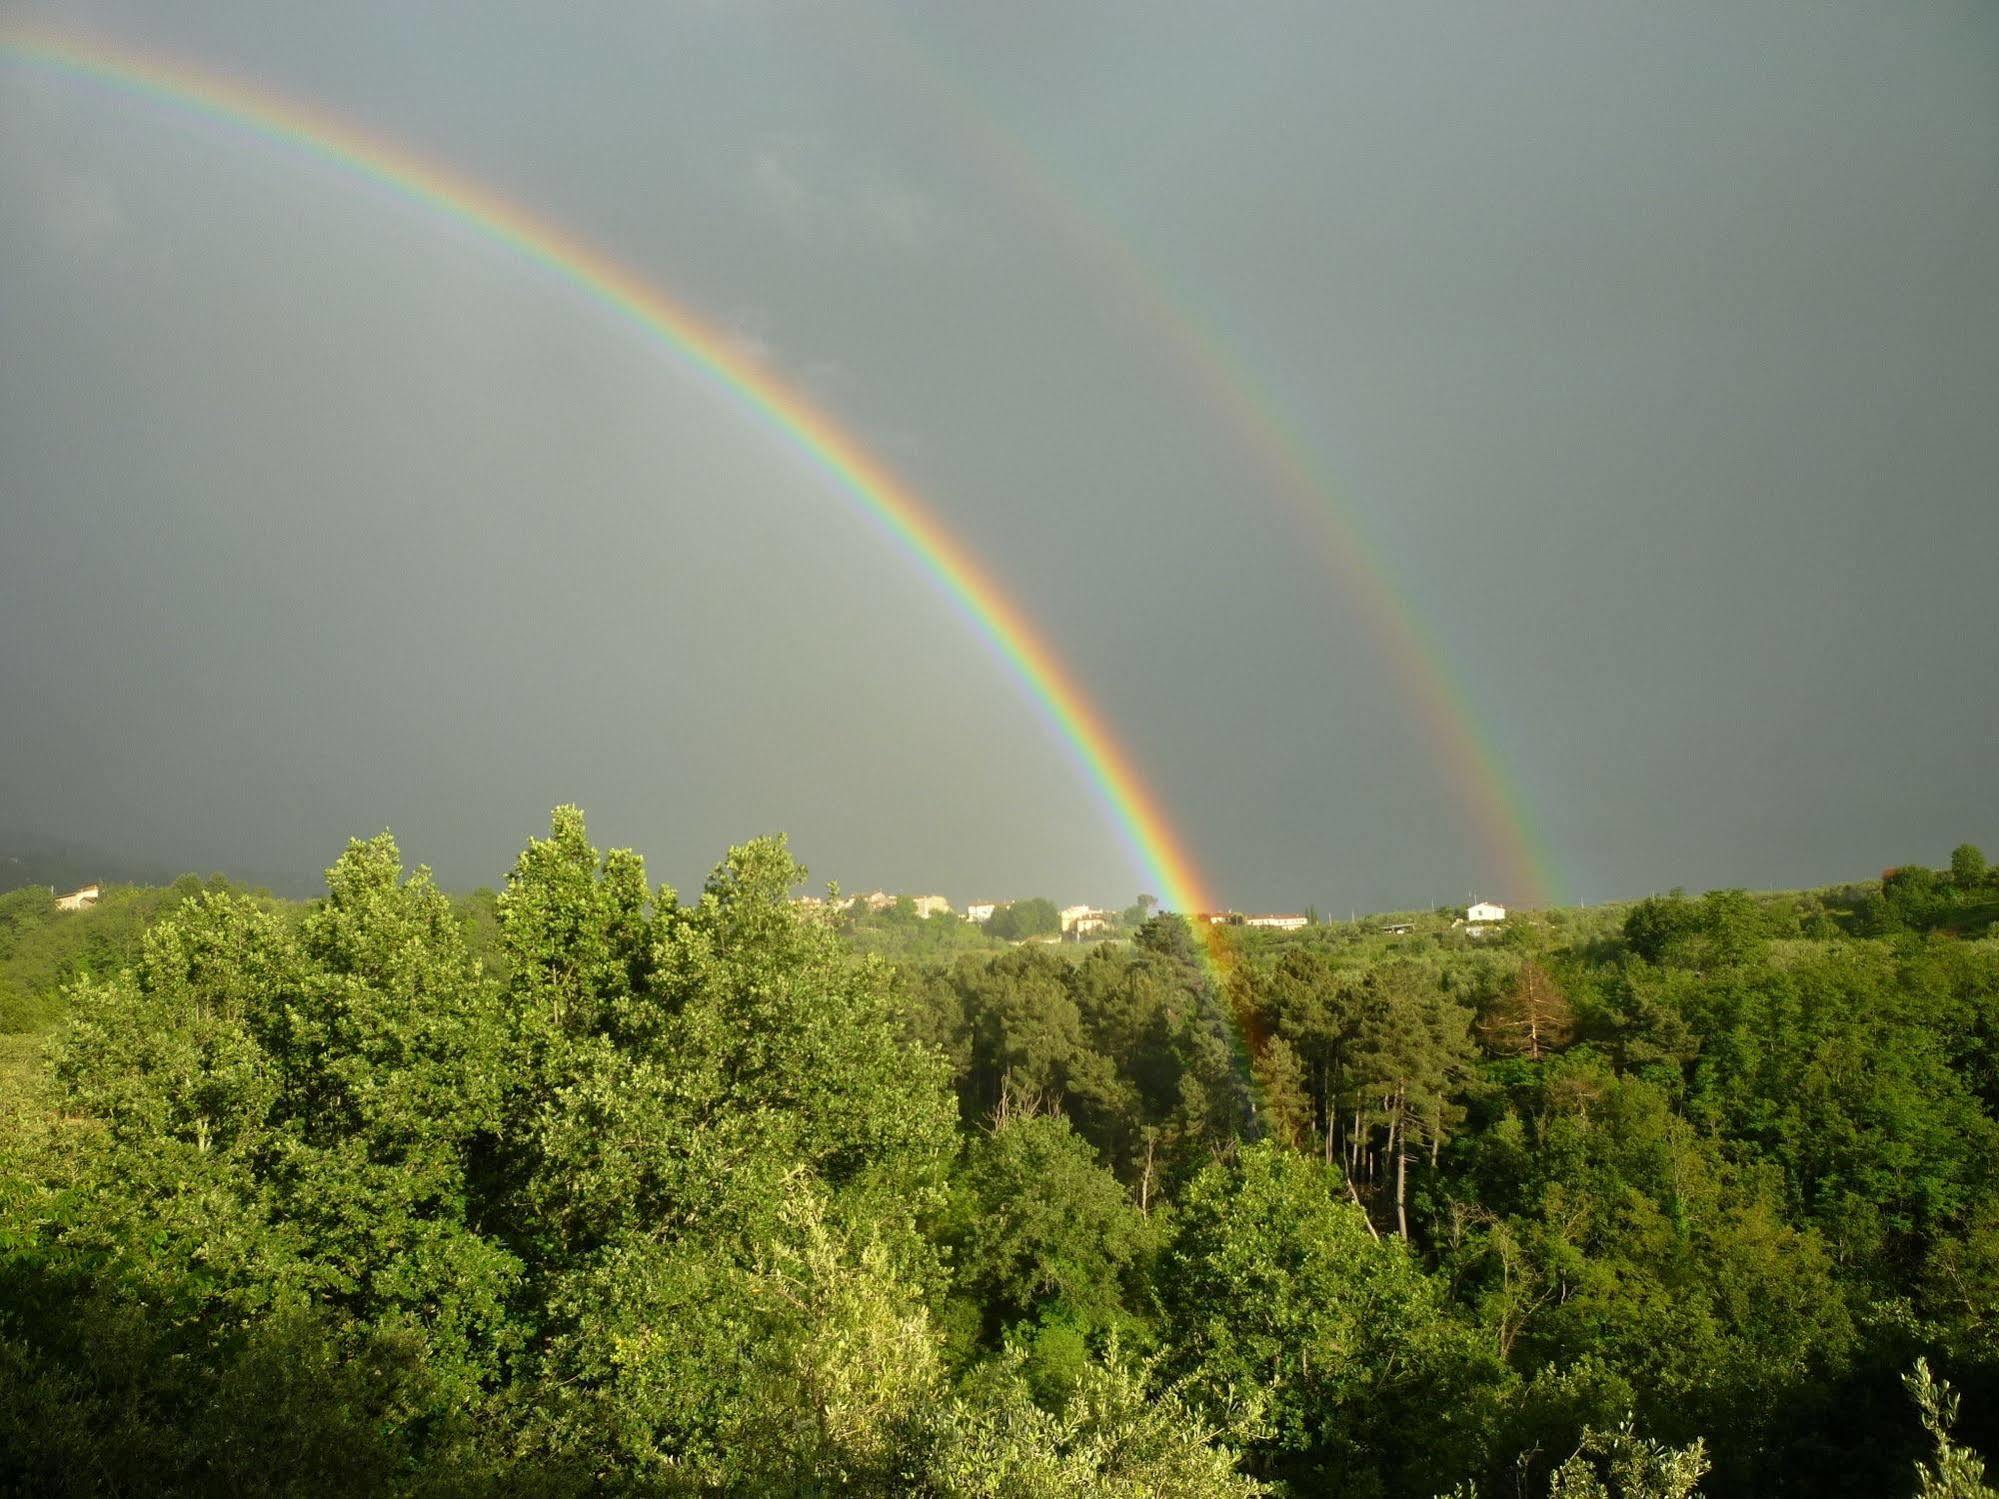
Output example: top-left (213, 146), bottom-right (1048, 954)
top-left (0, 834), bottom-right (323, 900)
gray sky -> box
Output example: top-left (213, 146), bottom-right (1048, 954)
top-left (3, 0), bottom-right (1995, 911)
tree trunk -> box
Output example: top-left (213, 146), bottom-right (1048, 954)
top-left (1317, 1062), bottom-right (1331, 1158)
top-left (1394, 1085), bottom-right (1410, 1240)
top-left (1346, 1169), bottom-right (1381, 1242)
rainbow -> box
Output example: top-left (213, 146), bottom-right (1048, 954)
top-left (0, 26), bottom-right (1221, 923)
top-left (864, 18), bottom-right (1562, 907)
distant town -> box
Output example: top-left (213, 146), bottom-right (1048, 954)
top-left (41, 876), bottom-right (1511, 944)
top-left (791, 889), bottom-right (1509, 940)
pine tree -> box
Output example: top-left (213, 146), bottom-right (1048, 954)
top-left (1478, 960), bottom-right (1576, 1061)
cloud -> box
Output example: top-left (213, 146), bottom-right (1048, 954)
top-left (719, 308), bottom-right (853, 407)
top-left (720, 302), bottom-right (779, 366)
top-left (744, 134), bottom-right (940, 255)
top-left (37, 169), bottom-right (126, 252)
top-left (712, 305), bottom-right (907, 454)
top-left (0, 67), bottom-right (127, 254)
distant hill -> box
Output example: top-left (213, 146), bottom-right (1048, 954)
top-left (0, 834), bottom-right (319, 899)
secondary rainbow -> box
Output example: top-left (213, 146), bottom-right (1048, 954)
top-left (866, 18), bottom-right (1563, 907)
top-left (0, 25), bottom-right (1220, 922)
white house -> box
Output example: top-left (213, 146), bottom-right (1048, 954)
top-left (1066, 912), bottom-right (1113, 939)
top-left (1467, 901), bottom-right (1507, 925)
top-left (54, 883), bottom-right (101, 912)
top-left (1059, 904), bottom-right (1097, 933)
top-left (910, 895), bottom-right (952, 919)
top-left (1244, 913), bottom-right (1309, 931)
top-left (964, 902), bottom-right (997, 924)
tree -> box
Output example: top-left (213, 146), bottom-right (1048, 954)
top-left (941, 1111), bottom-right (1151, 1337)
top-left (1479, 960), bottom-right (1577, 1061)
top-left (529, 1184), bottom-right (944, 1490)
top-left (1880, 864), bottom-right (1950, 931)
top-left (921, 1345), bottom-right (1266, 1498)
top-left (1906, 1358), bottom-right (1999, 1499)
top-left (1136, 912), bottom-right (1206, 968)
top-left (1950, 845), bottom-right (1989, 891)
top-left (1160, 1143), bottom-right (1485, 1491)
top-left (1545, 1421), bottom-right (1710, 1499)
top-left (1623, 892), bottom-right (1700, 964)
top-left (42, 835), bottom-right (521, 1433)
top-left (990, 898), bottom-right (1061, 942)
top-left (1345, 965), bottom-right (1479, 1238)
top-left (1244, 946), bottom-right (1365, 1168)
top-left (948, 948), bottom-right (1100, 1122)
top-left (8, 811), bottom-right (968, 1492)
top-left (20, 811), bottom-right (1999, 1495)
top-left (1251, 1035), bottom-right (1313, 1150)
top-left (507, 820), bottom-right (960, 1481)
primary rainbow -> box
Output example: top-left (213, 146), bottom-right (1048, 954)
top-left (0, 25), bottom-right (1219, 922)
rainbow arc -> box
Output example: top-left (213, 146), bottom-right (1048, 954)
top-left (0, 24), bottom-right (1218, 923)
top-left (863, 15), bottom-right (1561, 907)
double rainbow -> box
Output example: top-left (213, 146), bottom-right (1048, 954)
top-left (864, 15), bottom-right (1561, 907)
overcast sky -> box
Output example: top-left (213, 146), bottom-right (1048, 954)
top-left (3, 1), bottom-right (1995, 911)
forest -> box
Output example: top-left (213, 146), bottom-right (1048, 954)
top-left (2, 808), bottom-right (1997, 1496)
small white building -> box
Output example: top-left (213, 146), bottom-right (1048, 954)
top-left (1059, 904), bottom-right (1097, 933)
top-left (1066, 913), bottom-right (1113, 939)
top-left (964, 902), bottom-right (997, 924)
top-left (1467, 901), bottom-right (1507, 925)
top-left (54, 883), bottom-right (101, 912)
top-left (1244, 913), bottom-right (1309, 931)
top-left (910, 895), bottom-right (952, 919)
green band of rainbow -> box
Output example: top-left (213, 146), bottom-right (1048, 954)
top-left (0, 25), bottom-right (1217, 921)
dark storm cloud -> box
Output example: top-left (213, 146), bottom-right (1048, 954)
top-left (2, 1), bottom-right (1994, 910)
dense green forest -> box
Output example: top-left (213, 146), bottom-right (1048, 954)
top-left (3, 810), bottom-right (1997, 1495)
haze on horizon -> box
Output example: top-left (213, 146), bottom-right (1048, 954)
top-left (2, 1), bottom-right (1994, 913)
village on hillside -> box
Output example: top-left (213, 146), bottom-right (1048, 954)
top-left (41, 874), bottom-right (1514, 949)
top-left (40, 877), bottom-right (1507, 941)
top-left (791, 888), bottom-right (1508, 941)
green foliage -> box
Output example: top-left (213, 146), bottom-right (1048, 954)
top-left (1864, 847), bottom-right (1999, 935)
top-left (1906, 1358), bottom-right (1999, 1499)
top-left (908, 938), bottom-right (1244, 1190)
top-left (0, 810), bottom-right (978, 1493)
top-left (1622, 889), bottom-right (1774, 968)
top-left (6, 822), bottom-right (1999, 1494)
top-left (47, 839), bottom-right (521, 1409)
top-left (0, 875), bottom-right (278, 1033)
top-left (1162, 1143), bottom-right (1498, 1492)
top-left (1544, 1421), bottom-right (1710, 1499)
top-left (922, 1344), bottom-right (1267, 1498)
top-left (940, 1110), bottom-right (1153, 1344)
top-left (989, 897), bottom-right (1061, 942)
top-left (839, 896), bottom-right (1007, 960)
